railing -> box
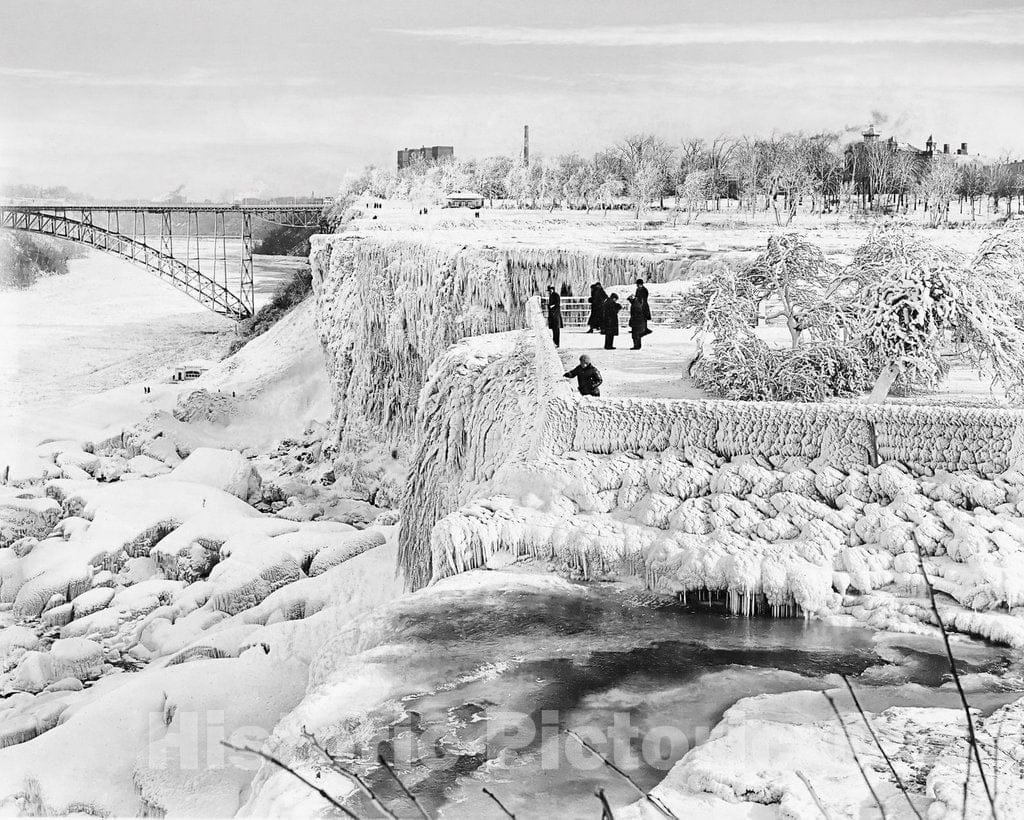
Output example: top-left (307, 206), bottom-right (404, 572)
top-left (546, 295), bottom-right (683, 327)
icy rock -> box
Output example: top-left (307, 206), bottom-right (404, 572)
top-left (41, 603), bottom-right (74, 628)
top-left (172, 388), bottom-right (235, 423)
top-left (1, 450), bottom-right (61, 485)
top-left (35, 439), bottom-right (93, 459)
top-left (166, 447), bottom-right (262, 502)
top-left (93, 455), bottom-right (128, 482)
top-left (60, 608), bottom-right (124, 640)
top-left (13, 563), bottom-right (93, 619)
top-left (0, 626), bottom-right (39, 668)
top-left (10, 537), bottom-right (37, 558)
top-left (44, 677), bottom-right (83, 693)
top-left (60, 463), bottom-right (93, 481)
top-left (10, 638), bottom-right (103, 692)
top-left (54, 449), bottom-right (100, 476)
top-left (91, 569), bottom-right (114, 587)
top-left (307, 529), bottom-right (387, 576)
top-left (118, 556), bottom-right (163, 585)
top-left (127, 454), bottom-right (171, 476)
top-left (275, 501), bottom-right (323, 522)
top-left (0, 496), bottom-right (61, 548)
top-left (0, 549), bottom-right (23, 603)
top-left (208, 534), bottom-right (304, 615)
top-left (52, 516), bottom-right (90, 541)
top-left (141, 436), bottom-right (182, 466)
top-left (70, 586), bottom-right (115, 618)
top-left (0, 700), bottom-right (68, 748)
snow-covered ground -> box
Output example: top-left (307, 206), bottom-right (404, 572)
top-left (556, 323), bottom-right (1011, 405)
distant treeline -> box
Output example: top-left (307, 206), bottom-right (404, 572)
top-left (0, 232), bottom-right (79, 289)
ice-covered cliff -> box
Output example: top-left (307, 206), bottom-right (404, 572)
top-left (309, 231), bottom-right (672, 455)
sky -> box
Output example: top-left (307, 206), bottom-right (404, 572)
top-left (1, 0), bottom-right (1023, 200)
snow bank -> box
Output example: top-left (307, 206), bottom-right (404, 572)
top-left (621, 687), bottom-right (1024, 820)
top-left (0, 650), bottom-right (307, 816)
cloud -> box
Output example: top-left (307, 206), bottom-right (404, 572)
top-left (386, 9), bottom-right (1024, 47)
top-left (0, 66), bottom-right (319, 89)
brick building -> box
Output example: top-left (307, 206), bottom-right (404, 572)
top-left (397, 145), bottom-right (454, 171)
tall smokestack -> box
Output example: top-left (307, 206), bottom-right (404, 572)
top-left (523, 125), bottom-right (530, 167)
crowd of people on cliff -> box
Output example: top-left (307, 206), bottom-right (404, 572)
top-left (551, 278), bottom-right (653, 396)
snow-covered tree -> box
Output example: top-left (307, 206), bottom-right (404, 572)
top-left (916, 158), bottom-right (958, 226)
top-left (957, 163), bottom-right (987, 221)
top-left (474, 155), bottom-right (514, 204)
top-left (678, 169), bottom-right (715, 223)
top-left (615, 133), bottom-right (673, 218)
top-left (745, 233), bottom-right (841, 348)
top-left (847, 227), bottom-right (1024, 402)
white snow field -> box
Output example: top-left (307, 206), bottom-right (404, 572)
top-left (2, 215), bottom-right (1024, 818)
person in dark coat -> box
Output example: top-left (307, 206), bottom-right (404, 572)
top-left (563, 354), bottom-right (603, 396)
top-left (627, 295), bottom-right (649, 350)
top-left (587, 282), bottom-right (607, 333)
top-left (634, 278), bottom-right (650, 304)
top-left (546, 286), bottom-right (563, 347)
top-left (601, 293), bottom-right (621, 350)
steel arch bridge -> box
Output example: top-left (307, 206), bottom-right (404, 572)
top-left (0, 202), bottom-right (327, 319)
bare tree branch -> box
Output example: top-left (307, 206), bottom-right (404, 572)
top-left (482, 786), bottom-right (516, 819)
top-left (795, 770), bottom-right (834, 820)
top-left (913, 538), bottom-right (998, 818)
top-left (822, 692), bottom-right (888, 820)
top-left (377, 755), bottom-right (430, 820)
top-left (220, 740), bottom-right (358, 819)
top-left (595, 787), bottom-right (616, 820)
top-left (565, 729), bottom-right (679, 819)
top-left (840, 675), bottom-right (923, 820)
top-left (301, 727), bottom-right (397, 819)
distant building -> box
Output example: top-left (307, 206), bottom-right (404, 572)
top-left (444, 190), bottom-right (484, 209)
top-left (172, 363), bottom-right (209, 382)
top-left (397, 145), bottom-right (454, 171)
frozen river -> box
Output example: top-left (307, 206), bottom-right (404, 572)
top-left (0, 249), bottom-right (305, 444)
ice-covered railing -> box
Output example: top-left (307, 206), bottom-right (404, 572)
top-left (557, 398), bottom-right (1024, 476)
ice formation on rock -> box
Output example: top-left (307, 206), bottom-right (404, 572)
top-left (166, 446), bottom-right (262, 502)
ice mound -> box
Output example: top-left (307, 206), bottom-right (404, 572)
top-left (165, 447), bottom-right (262, 502)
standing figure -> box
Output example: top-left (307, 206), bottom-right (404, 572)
top-left (634, 278), bottom-right (650, 304)
top-left (627, 295), bottom-right (649, 350)
top-left (546, 285), bottom-right (563, 347)
top-left (587, 281), bottom-right (607, 334)
top-left (602, 293), bottom-right (621, 350)
top-left (563, 354), bottom-right (603, 396)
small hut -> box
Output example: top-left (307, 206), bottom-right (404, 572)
top-left (444, 190), bottom-right (485, 209)
top-left (172, 363), bottom-right (209, 382)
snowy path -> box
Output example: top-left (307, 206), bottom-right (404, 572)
top-left (557, 325), bottom-right (705, 400)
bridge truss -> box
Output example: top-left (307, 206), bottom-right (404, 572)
top-left (0, 203), bottom-right (327, 319)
